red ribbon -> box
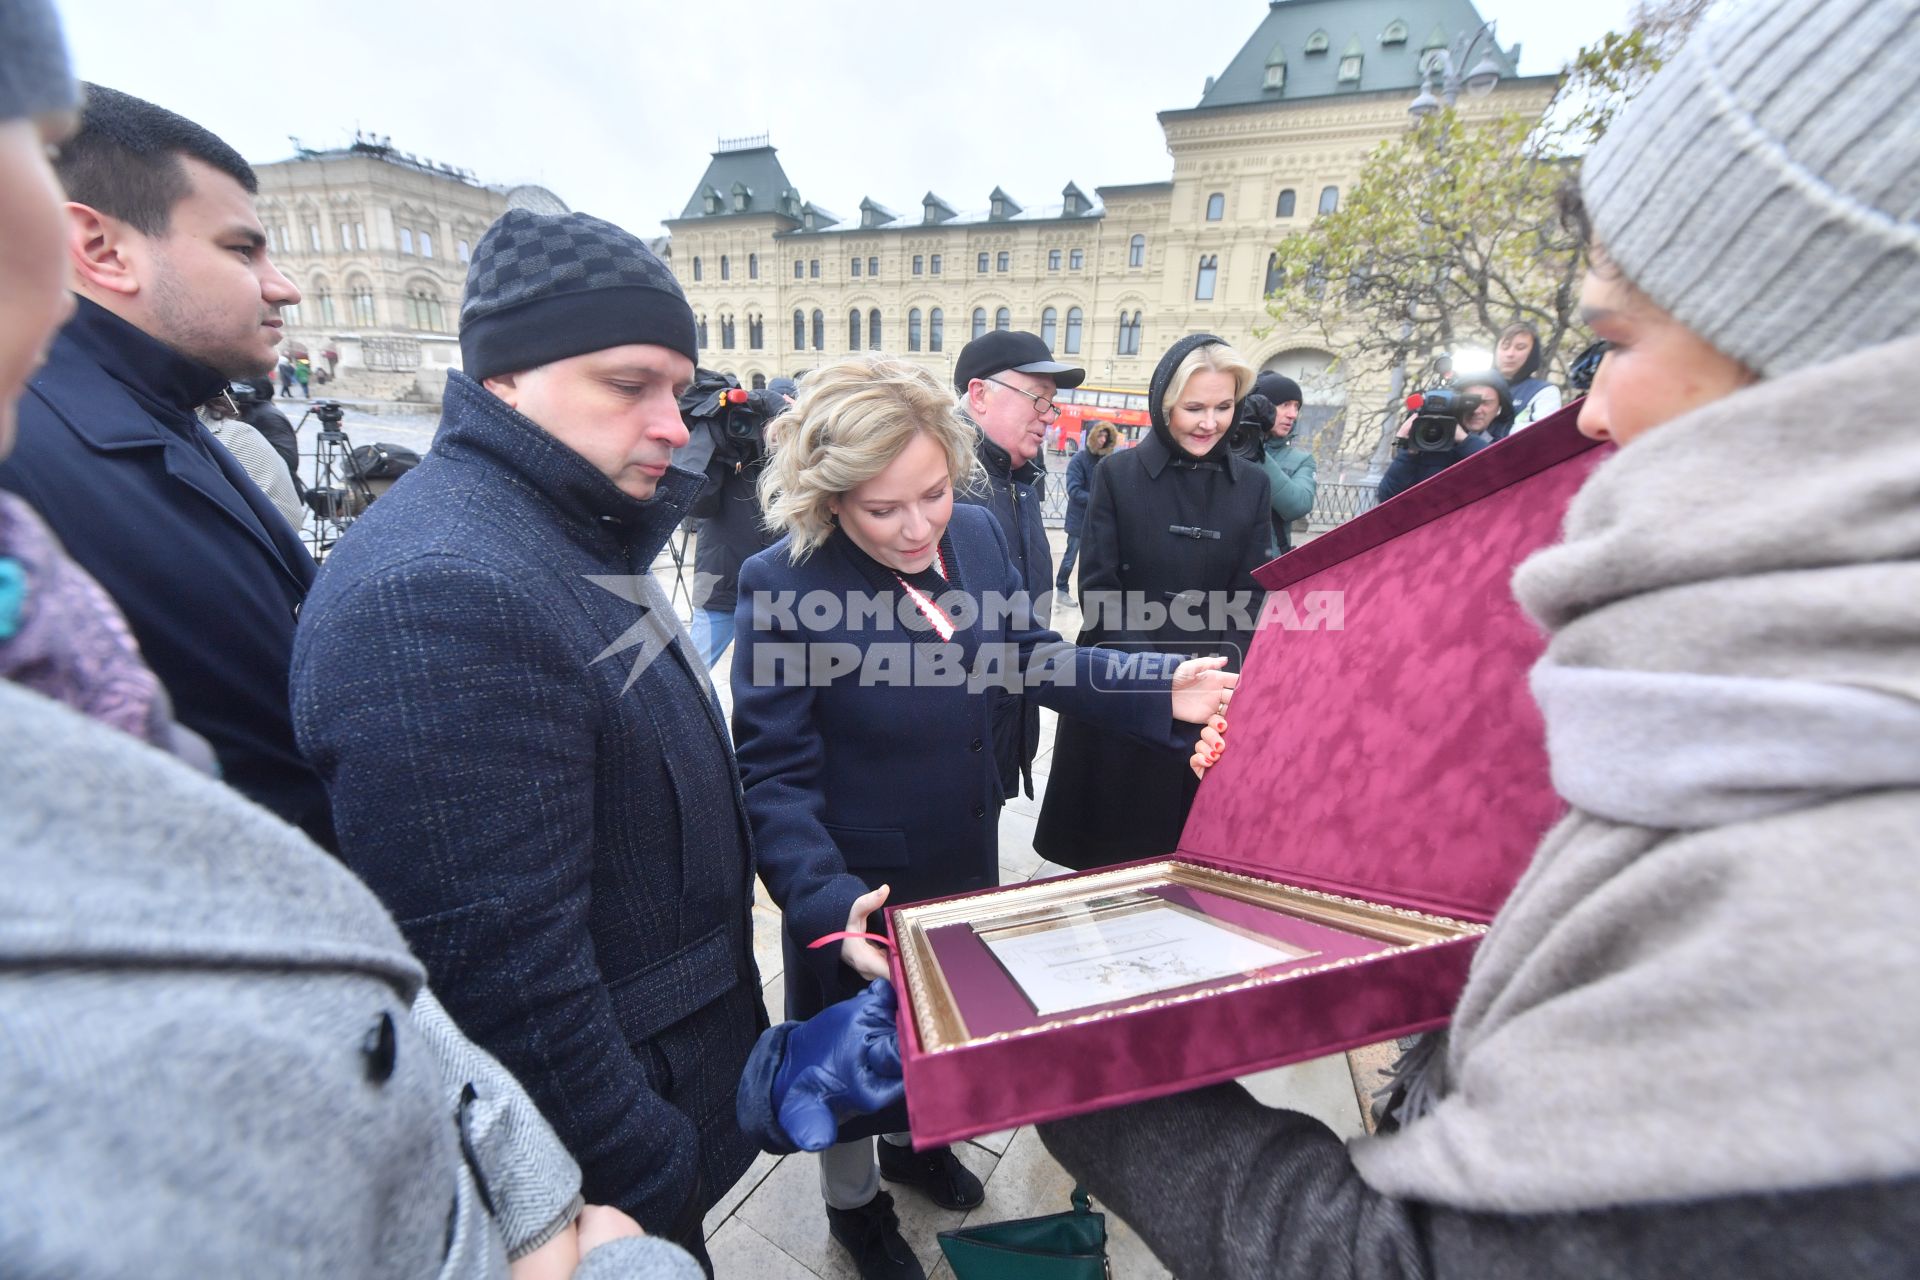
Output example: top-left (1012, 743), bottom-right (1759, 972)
top-left (808, 930), bottom-right (896, 952)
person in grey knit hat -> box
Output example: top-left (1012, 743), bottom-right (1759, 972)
top-left (1033, 1), bottom-right (1920, 1275)
top-left (0, 5), bottom-right (699, 1279)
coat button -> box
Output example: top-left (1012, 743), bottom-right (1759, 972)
top-left (972, 804), bottom-right (986, 819)
top-left (363, 1011), bottom-right (397, 1083)
top-left (970, 738), bottom-right (983, 752)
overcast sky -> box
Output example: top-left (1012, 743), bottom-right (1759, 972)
top-left (57, 0), bottom-right (1637, 239)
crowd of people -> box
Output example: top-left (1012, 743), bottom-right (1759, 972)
top-left (1, 0), bottom-right (1915, 1276)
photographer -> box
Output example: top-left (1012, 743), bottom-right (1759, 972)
top-left (1252, 374), bottom-right (1317, 554)
top-left (679, 371), bottom-right (794, 667)
top-left (1375, 382), bottom-right (1494, 503)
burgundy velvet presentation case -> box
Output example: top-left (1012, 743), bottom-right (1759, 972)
top-left (888, 406), bottom-right (1612, 1149)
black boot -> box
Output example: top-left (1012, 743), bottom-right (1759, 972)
top-left (878, 1139), bottom-right (985, 1210)
top-left (826, 1189), bottom-right (925, 1280)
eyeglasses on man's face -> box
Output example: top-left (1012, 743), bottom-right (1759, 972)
top-left (985, 377), bottom-right (1060, 419)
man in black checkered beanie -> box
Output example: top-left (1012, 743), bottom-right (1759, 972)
top-left (293, 203), bottom-right (769, 1271)
top-left (460, 208), bottom-right (696, 391)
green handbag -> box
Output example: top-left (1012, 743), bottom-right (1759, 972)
top-left (936, 1185), bottom-right (1110, 1280)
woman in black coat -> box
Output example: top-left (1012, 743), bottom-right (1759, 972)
top-left (1036, 334), bottom-right (1272, 870)
top-left (729, 354), bottom-right (1235, 1276)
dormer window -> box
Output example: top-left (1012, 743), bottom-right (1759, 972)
top-left (702, 188), bottom-right (721, 215)
top-left (1381, 19), bottom-right (1408, 45)
top-left (1304, 30), bottom-right (1329, 54)
top-left (991, 194), bottom-right (1008, 219)
top-left (731, 183), bottom-right (750, 212)
top-left (1264, 59), bottom-right (1286, 90)
top-left (1339, 38), bottom-right (1363, 83)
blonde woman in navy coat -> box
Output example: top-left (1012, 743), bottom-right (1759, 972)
top-left (730, 354), bottom-right (1233, 1278)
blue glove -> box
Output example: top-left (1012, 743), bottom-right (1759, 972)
top-left (771, 978), bottom-right (906, 1151)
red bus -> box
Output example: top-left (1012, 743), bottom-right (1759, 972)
top-left (1049, 384), bottom-right (1152, 454)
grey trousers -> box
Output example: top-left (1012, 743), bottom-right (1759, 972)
top-left (818, 1132), bottom-right (914, 1210)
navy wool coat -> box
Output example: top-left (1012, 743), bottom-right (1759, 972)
top-left (291, 372), bottom-right (765, 1245)
top-left (0, 299), bottom-right (332, 848)
top-left (731, 503), bottom-right (1184, 1021)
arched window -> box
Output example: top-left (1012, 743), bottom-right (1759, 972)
top-left (996, 251), bottom-right (1010, 272)
top-left (312, 278), bottom-right (335, 326)
top-left (1048, 249), bottom-right (1062, 271)
top-left (749, 315), bottom-right (764, 349)
top-left (696, 314), bottom-right (709, 348)
top-left (929, 308), bottom-right (944, 352)
top-left (811, 309), bottom-right (824, 350)
top-left (972, 308), bottom-right (987, 340)
top-left (1070, 248), bottom-right (1084, 270)
top-left (720, 254), bottom-right (730, 281)
top-left (1117, 311), bottom-right (1143, 356)
top-left (720, 316), bottom-right (735, 349)
top-left (794, 310), bottom-right (806, 349)
top-left (691, 255), bottom-right (702, 282)
top-left (349, 278), bottom-right (376, 326)
top-left (995, 307), bottom-right (1010, 331)
top-left (1205, 192), bottom-right (1225, 221)
top-left (1129, 234), bottom-right (1145, 268)
top-left (908, 308), bottom-right (923, 352)
top-left (748, 253), bottom-right (759, 279)
top-left (1319, 186), bottom-right (1340, 215)
top-left (849, 308), bottom-right (862, 350)
top-left (457, 238), bottom-right (471, 263)
top-left (868, 308), bottom-right (882, 350)
top-left (418, 230), bottom-right (433, 259)
top-left (399, 227), bottom-right (413, 255)
top-left (1064, 307), bottom-right (1083, 355)
top-left (1041, 306), bottom-right (1058, 349)
top-left (1195, 255), bottom-right (1218, 301)
top-left (406, 286), bottom-right (445, 332)
top-left (1265, 253), bottom-right (1284, 295)
top-left (1276, 189), bottom-right (1297, 217)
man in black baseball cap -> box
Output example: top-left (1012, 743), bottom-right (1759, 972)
top-left (952, 329), bottom-right (1084, 802)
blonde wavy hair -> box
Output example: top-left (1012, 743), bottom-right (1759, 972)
top-left (1159, 341), bottom-right (1256, 418)
top-left (757, 354), bottom-right (983, 561)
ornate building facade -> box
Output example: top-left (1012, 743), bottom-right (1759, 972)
top-left (254, 136), bottom-right (567, 400)
top-left (671, 0), bottom-right (1556, 470)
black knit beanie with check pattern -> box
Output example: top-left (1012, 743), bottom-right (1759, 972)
top-left (459, 208), bottom-right (698, 381)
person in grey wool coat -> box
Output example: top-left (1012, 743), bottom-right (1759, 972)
top-left (0, 5), bottom-right (686, 1275)
top-left (1037, 0), bottom-right (1920, 1273)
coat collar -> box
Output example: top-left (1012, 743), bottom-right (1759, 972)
top-left (971, 424), bottom-right (1044, 489)
top-left (1136, 429), bottom-right (1240, 482)
top-left (57, 298), bottom-right (228, 442)
top-left (435, 370), bottom-right (702, 565)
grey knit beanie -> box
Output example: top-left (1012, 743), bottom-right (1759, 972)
top-left (1580, 0), bottom-right (1920, 378)
top-left (459, 208), bottom-right (697, 381)
top-left (0, 0), bottom-right (79, 121)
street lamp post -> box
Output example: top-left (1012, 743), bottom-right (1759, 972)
top-left (1408, 21), bottom-right (1504, 117)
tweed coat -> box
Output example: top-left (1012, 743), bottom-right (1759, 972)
top-left (292, 371), bottom-right (765, 1244)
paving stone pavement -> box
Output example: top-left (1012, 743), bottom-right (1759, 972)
top-left (678, 527), bottom-right (1389, 1278)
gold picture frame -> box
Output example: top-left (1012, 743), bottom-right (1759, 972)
top-left (894, 860), bottom-right (1485, 1053)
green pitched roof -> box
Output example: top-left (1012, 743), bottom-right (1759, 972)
top-left (676, 144), bottom-right (800, 221)
top-left (1192, 0), bottom-right (1520, 110)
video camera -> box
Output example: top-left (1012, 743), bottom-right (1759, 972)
top-left (302, 399), bottom-right (348, 436)
top-left (1226, 393), bottom-right (1274, 463)
top-left (1399, 386), bottom-right (1486, 454)
top-left (677, 369), bottom-right (788, 465)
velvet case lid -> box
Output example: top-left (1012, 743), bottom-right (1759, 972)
top-left (1177, 406), bottom-right (1609, 921)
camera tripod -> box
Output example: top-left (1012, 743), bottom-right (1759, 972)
top-left (299, 404), bottom-right (372, 558)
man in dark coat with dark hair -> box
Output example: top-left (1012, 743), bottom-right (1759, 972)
top-left (951, 330), bottom-right (1084, 799)
top-left (292, 208), bottom-right (765, 1270)
top-left (0, 85), bottom-right (333, 848)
